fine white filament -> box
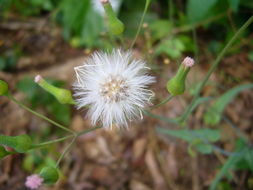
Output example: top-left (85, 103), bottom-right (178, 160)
top-left (73, 49), bottom-right (155, 129)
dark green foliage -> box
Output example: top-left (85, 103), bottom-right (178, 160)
top-left (204, 84), bottom-right (253, 126)
top-left (0, 47), bottom-right (21, 72)
top-left (157, 128), bottom-right (220, 155)
top-left (0, 134), bottom-right (32, 153)
top-left (55, 0), bottom-right (104, 47)
top-left (210, 140), bottom-right (253, 190)
top-left (0, 0), bottom-right (58, 17)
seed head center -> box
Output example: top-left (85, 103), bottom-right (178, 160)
top-left (100, 76), bottom-right (128, 102)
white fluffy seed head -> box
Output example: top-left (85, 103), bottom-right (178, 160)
top-left (73, 49), bottom-right (155, 129)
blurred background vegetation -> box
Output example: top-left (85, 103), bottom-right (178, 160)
top-left (0, 0), bottom-right (253, 190)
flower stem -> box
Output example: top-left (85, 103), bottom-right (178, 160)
top-left (151, 95), bottom-right (174, 109)
top-left (56, 136), bottom-right (76, 167)
top-left (7, 94), bottom-right (75, 134)
top-left (76, 126), bottom-right (102, 136)
top-left (31, 135), bottom-right (74, 149)
top-left (130, 0), bottom-right (151, 49)
top-left (32, 126), bottom-right (102, 149)
top-left (48, 126), bottom-right (102, 167)
top-left (142, 110), bottom-right (178, 124)
top-left (179, 15), bottom-right (253, 123)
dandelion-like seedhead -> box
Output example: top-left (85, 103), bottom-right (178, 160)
top-left (73, 49), bottom-right (155, 129)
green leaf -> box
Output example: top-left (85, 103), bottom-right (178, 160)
top-left (178, 35), bottom-right (195, 52)
top-left (217, 181), bottom-right (233, 190)
top-left (0, 134), bottom-right (32, 153)
top-left (239, 147), bottom-right (253, 172)
top-left (58, 0), bottom-right (90, 39)
top-left (228, 0), bottom-right (240, 12)
top-left (179, 97), bottom-right (212, 123)
top-left (195, 143), bottom-right (213, 154)
top-left (208, 40), bottom-right (224, 54)
top-left (188, 140), bottom-right (213, 156)
top-left (143, 110), bottom-right (179, 125)
top-left (210, 149), bottom-right (245, 190)
top-left (0, 146), bottom-right (11, 160)
top-left (0, 57), bottom-right (6, 71)
top-left (157, 128), bottom-right (220, 154)
top-left (204, 84), bottom-right (253, 126)
top-left (56, 0), bottom-right (104, 47)
top-left (186, 0), bottom-right (218, 23)
top-left (149, 20), bottom-right (173, 41)
top-left (245, 148), bottom-right (253, 171)
top-left (46, 102), bottom-right (71, 125)
top-left (17, 77), bottom-right (39, 102)
top-left (158, 128), bottom-right (220, 142)
top-left (80, 9), bottom-right (104, 47)
top-left (248, 51), bottom-right (253, 62)
top-left (155, 38), bottom-right (185, 59)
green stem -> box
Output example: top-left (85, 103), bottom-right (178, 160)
top-left (56, 136), bottom-right (76, 167)
top-left (55, 126), bottom-right (102, 167)
top-left (151, 95), bottom-right (174, 109)
top-left (32, 126), bottom-right (102, 149)
top-left (197, 15), bottom-right (253, 97)
top-left (7, 94), bottom-right (75, 134)
top-left (32, 135), bottom-right (74, 149)
top-left (143, 110), bottom-right (178, 124)
top-left (130, 0), bottom-right (151, 49)
top-left (179, 15), bottom-right (253, 123)
top-left (76, 126), bottom-right (102, 136)
top-left (168, 0), bottom-right (173, 25)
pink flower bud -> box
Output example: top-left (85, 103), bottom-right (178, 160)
top-left (34, 75), bottom-right (42, 83)
top-left (100, 0), bottom-right (109, 4)
top-left (182, 56), bottom-right (194, 68)
top-left (25, 174), bottom-right (43, 189)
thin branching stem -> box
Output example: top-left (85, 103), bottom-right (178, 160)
top-left (7, 94), bottom-right (75, 134)
top-left (151, 95), bottom-right (174, 109)
top-left (32, 135), bottom-right (74, 149)
top-left (76, 126), bottom-right (102, 136)
top-left (55, 125), bottom-right (102, 167)
top-left (130, 0), bottom-right (151, 49)
top-left (56, 136), bottom-right (77, 167)
top-left (32, 126), bottom-right (102, 149)
top-left (179, 15), bottom-right (253, 123)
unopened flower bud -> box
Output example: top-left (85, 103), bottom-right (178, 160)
top-left (25, 174), bottom-right (43, 189)
top-left (0, 134), bottom-right (32, 153)
top-left (34, 75), bottom-right (75, 105)
top-left (39, 166), bottom-right (59, 185)
top-left (182, 56), bottom-right (194, 68)
top-left (167, 57), bottom-right (195, 96)
top-left (0, 80), bottom-right (8, 96)
top-left (101, 0), bottom-right (124, 35)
